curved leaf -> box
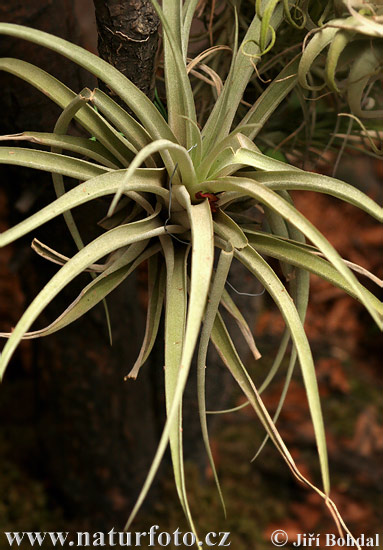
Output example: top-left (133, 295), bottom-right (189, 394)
top-left (89, 88), bottom-right (155, 161)
top-left (298, 25), bottom-right (341, 90)
top-left (0, 242), bottom-right (159, 340)
top-left (347, 43), bottom-right (383, 120)
top-left (0, 58), bottom-right (133, 164)
top-left (0, 169), bottom-right (167, 248)
top-left (235, 167), bottom-right (382, 221)
top-left (245, 231), bottom-right (383, 313)
top-left (198, 246), bottom-right (234, 516)
top-left (0, 214), bottom-right (185, 379)
top-left (194, 177), bottom-right (382, 326)
top-left (0, 25), bottom-right (175, 143)
top-left (108, 140), bottom-right (197, 216)
top-left (213, 209), bottom-right (248, 249)
top-left (127, 255), bottom-right (165, 379)
top-left (220, 288), bottom-right (261, 362)
top-left (235, 245), bottom-right (329, 493)
top-left (0, 132), bottom-right (120, 169)
top-left (124, 194), bottom-right (214, 532)
top-left (325, 30), bottom-right (353, 92)
top-left (238, 56), bottom-right (300, 140)
top-left (0, 147), bottom-right (108, 180)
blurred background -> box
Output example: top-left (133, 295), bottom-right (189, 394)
top-left (0, 1), bottom-right (382, 548)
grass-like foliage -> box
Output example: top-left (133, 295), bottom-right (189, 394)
top-left (0, 1), bottom-right (382, 545)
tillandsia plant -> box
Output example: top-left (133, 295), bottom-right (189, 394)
top-left (0, 0), bottom-right (382, 545)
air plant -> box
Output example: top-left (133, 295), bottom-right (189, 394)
top-left (298, 1), bottom-right (383, 119)
top-left (0, 0), bottom-right (382, 545)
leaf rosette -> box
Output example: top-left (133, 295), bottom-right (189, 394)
top-left (0, 3), bottom-right (381, 546)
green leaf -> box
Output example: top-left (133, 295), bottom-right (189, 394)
top-left (0, 59), bottom-right (133, 165)
top-left (245, 230), bottom-right (383, 313)
top-left (51, 90), bottom-right (100, 253)
top-left (235, 245), bottom-right (330, 494)
top-left (0, 168), bottom-right (167, 248)
top-left (210, 147), bottom-right (300, 179)
top-left (201, 8), bottom-right (240, 156)
top-left (325, 30), bottom-right (353, 92)
top-left (213, 209), bottom-right (248, 249)
top-left (0, 213), bottom-right (184, 379)
top-left (160, 0), bottom-right (185, 142)
top-left (0, 242), bottom-right (159, 340)
top-left (346, 43), bottom-right (383, 120)
top-left (196, 176), bottom-right (382, 327)
top-left (31, 239), bottom-right (104, 271)
top-left (197, 132), bottom-right (260, 181)
top-left (262, 201), bottom-right (295, 281)
top-left (198, 246), bottom-right (233, 516)
top-left (54, 88), bottom-right (134, 166)
top-left (259, 0), bottom-right (281, 52)
top-left (0, 132), bottom-right (120, 169)
top-left (108, 140), bottom-right (197, 216)
top-left (182, 0), bottom-right (200, 57)
top-left (124, 194), bottom-right (214, 534)
top-left (211, 311), bottom-right (317, 484)
top-left (240, 169), bottom-right (383, 221)
top-left (211, 309), bottom-right (360, 546)
top-left (162, 242), bottom-right (192, 521)
top-left (0, 147), bottom-right (108, 179)
top-left (150, 0), bottom-right (198, 151)
top-left (258, 329), bottom-right (291, 394)
top-left (202, 4), bottom-right (284, 154)
top-left (41, 86), bottom-right (117, 345)
top-left (126, 255), bottom-right (165, 379)
top-left (0, 25), bottom-right (176, 144)
top-left (89, 89), bottom-right (157, 164)
top-left (298, 25), bottom-right (341, 90)
top-left (253, 199), bottom-right (310, 459)
top-left (220, 288), bottom-right (261, 362)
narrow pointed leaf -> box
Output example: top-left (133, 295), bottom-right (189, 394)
top-left (239, 57), bottom-right (300, 140)
top-left (0, 132), bottom-right (120, 169)
top-left (0, 214), bottom-right (185, 379)
top-left (198, 246), bottom-right (233, 516)
top-left (0, 25), bottom-right (176, 143)
top-left (0, 58), bottom-right (133, 164)
top-left (220, 289), bottom-right (261, 361)
top-left (194, 177), bottom-right (382, 326)
top-left (31, 239), bottom-right (105, 272)
top-left (224, 244), bottom-right (330, 494)
top-left (108, 140), bottom-right (196, 215)
top-left (162, 243), bottom-right (190, 518)
top-left (0, 147), bottom-right (108, 180)
top-left (89, 88), bottom-right (156, 161)
top-left (246, 232), bottom-right (383, 313)
top-left (0, 169), bottom-right (167, 248)
top-left (124, 194), bottom-right (214, 533)
top-left (213, 209), bottom-right (248, 249)
top-left (242, 170), bottom-right (383, 221)
top-left (127, 256), bottom-right (165, 379)
top-left (0, 242), bottom-right (159, 341)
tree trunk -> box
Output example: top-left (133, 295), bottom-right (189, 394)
top-left (93, 0), bottom-right (159, 105)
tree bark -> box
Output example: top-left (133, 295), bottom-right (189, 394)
top-left (93, 0), bottom-right (160, 104)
